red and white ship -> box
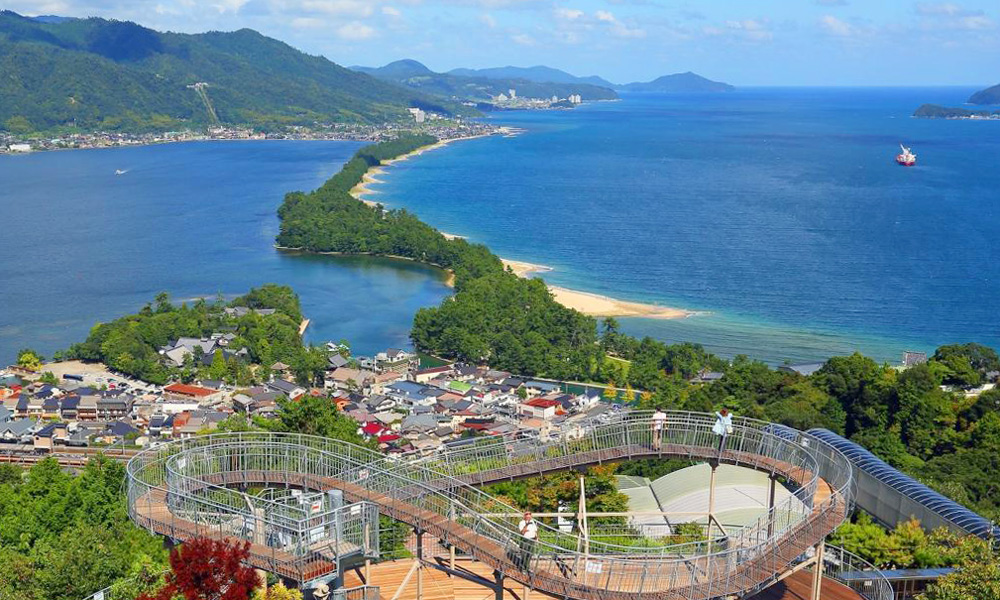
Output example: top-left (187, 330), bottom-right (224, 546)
top-left (896, 144), bottom-right (916, 166)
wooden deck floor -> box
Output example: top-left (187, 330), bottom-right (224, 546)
top-left (346, 559), bottom-right (866, 600)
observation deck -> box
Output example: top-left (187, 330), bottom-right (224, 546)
top-left (127, 411), bottom-right (861, 599)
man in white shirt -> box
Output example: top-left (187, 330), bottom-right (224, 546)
top-left (651, 409), bottom-right (667, 451)
top-left (516, 511), bottom-right (538, 569)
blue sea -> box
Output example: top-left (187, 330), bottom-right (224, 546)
top-left (1, 88), bottom-right (998, 367)
top-left (369, 88), bottom-right (1000, 364)
top-left (0, 141), bottom-right (452, 365)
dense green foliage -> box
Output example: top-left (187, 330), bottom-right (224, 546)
top-left (65, 285), bottom-right (327, 385)
top-left (834, 513), bottom-right (977, 570)
top-left (0, 11), bottom-right (463, 133)
top-left (0, 457), bottom-right (169, 600)
top-left (277, 134), bottom-right (503, 287)
top-left (919, 536), bottom-right (1000, 600)
top-left (354, 59), bottom-right (618, 103)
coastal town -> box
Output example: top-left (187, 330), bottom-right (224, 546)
top-left (0, 117), bottom-right (501, 154)
top-left (0, 343), bottom-right (627, 457)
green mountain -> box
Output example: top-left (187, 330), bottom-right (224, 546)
top-left (447, 65), bottom-right (616, 89)
top-left (351, 59), bottom-right (618, 103)
top-left (0, 11), bottom-right (461, 133)
top-left (621, 72), bottom-right (734, 93)
top-left (968, 83), bottom-right (1000, 105)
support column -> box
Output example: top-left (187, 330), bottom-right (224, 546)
top-left (810, 541), bottom-right (825, 600)
top-left (767, 473), bottom-right (777, 538)
top-left (494, 569), bottom-right (505, 600)
top-left (707, 463), bottom-right (718, 537)
top-left (449, 505), bottom-right (456, 573)
top-left (415, 529), bottom-right (424, 600)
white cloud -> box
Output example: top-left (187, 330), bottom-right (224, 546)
top-left (819, 15), bottom-right (855, 36)
top-left (591, 9), bottom-right (645, 38)
top-left (915, 3), bottom-right (994, 30)
top-left (381, 5), bottom-right (400, 17)
top-left (300, 0), bottom-right (373, 18)
top-left (291, 16), bottom-right (325, 28)
top-left (915, 2), bottom-right (979, 17)
top-left (555, 8), bottom-right (584, 21)
top-left (336, 20), bottom-right (376, 39)
top-left (510, 32), bottom-right (536, 45)
top-left (211, 0), bottom-right (249, 14)
top-left (710, 18), bottom-right (773, 42)
top-left (479, 13), bottom-right (497, 27)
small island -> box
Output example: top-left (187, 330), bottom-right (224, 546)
top-left (968, 83), bottom-right (1000, 105)
top-left (913, 103), bottom-right (1000, 120)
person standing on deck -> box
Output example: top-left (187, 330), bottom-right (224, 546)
top-left (713, 408), bottom-right (733, 453)
top-left (652, 408), bottom-right (667, 451)
top-left (517, 511), bottom-right (539, 570)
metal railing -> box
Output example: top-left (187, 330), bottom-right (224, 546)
top-left (820, 544), bottom-right (894, 600)
top-left (126, 411), bottom-right (854, 600)
top-left (332, 585), bottom-right (381, 600)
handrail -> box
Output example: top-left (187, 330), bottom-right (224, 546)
top-left (821, 545), bottom-right (894, 600)
top-left (126, 411), bottom-right (855, 599)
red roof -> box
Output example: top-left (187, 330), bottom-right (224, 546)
top-left (526, 398), bottom-right (560, 408)
top-left (362, 422), bottom-right (384, 435)
top-left (460, 422), bottom-right (490, 431)
top-left (378, 433), bottom-right (401, 443)
top-left (164, 383), bottom-right (217, 398)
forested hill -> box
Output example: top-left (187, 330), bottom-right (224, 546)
top-left (0, 11), bottom-right (460, 133)
top-left (620, 72), bottom-right (734, 93)
top-left (968, 83), bottom-right (1000, 105)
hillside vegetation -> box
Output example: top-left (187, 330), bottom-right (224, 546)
top-left (0, 11), bottom-right (460, 133)
top-left (968, 83), bottom-right (1000, 105)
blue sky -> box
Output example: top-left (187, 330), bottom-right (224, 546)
top-left (7, 0), bottom-right (999, 85)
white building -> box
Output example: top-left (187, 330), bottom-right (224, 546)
top-left (508, 88), bottom-right (517, 99)
top-left (8, 144), bottom-right (31, 153)
top-left (407, 107), bottom-right (426, 123)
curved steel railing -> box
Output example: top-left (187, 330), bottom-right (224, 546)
top-left (821, 545), bottom-right (894, 600)
top-left (127, 411), bottom-right (854, 599)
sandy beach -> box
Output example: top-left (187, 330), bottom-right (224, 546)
top-left (349, 135), bottom-right (693, 321)
top-left (501, 259), bottom-right (692, 320)
top-left (549, 286), bottom-right (692, 319)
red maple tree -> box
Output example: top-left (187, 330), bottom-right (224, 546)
top-left (141, 537), bottom-right (260, 600)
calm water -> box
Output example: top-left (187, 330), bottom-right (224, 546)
top-left (3, 89), bottom-right (998, 367)
top-left (0, 141), bottom-right (452, 365)
top-left (370, 88), bottom-right (1000, 363)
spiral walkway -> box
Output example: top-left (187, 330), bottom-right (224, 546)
top-left (126, 411), bottom-right (856, 600)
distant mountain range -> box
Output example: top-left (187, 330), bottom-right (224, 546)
top-left (968, 83), bottom-right (1000, 105)
top-left (447, 65), bottom-right (617, 89)
top-left (0, 11), bottom-right (460, 133)
top-left (442, 64), bottom-right (733, 93)
top-left (351, 60), bottom-right (619, 103)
